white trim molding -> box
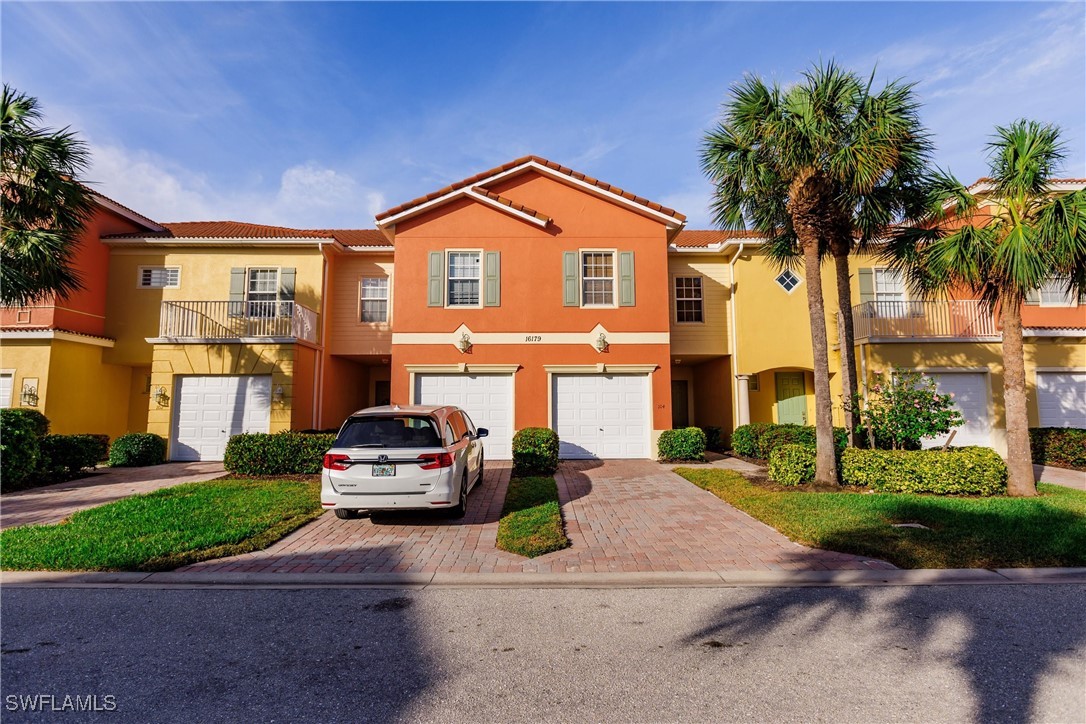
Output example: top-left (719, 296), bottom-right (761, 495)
top-left (392, 323), bottom-right (669, 349)
top-left (543, 364), bottom-right (659, 374)
top-left (0, 330), bottom-right (115, 348)
top-left (404, 364), bottom-right (521, 374)
top-left (1024, 328), bottom-right (1086, 337)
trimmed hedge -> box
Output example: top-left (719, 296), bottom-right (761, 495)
top-left (512, 427), bottom-right (560, 476)
top-left (732, 422), bottom-right (848, 459)
top-left (1030, 427), bottom-right (1086, 471)
top-left (768, 444), bottom-right (816, 486)
top-left (732, 423), bottom-right (771, 457)
top-left (840, 447), bottom-right (1007, 496)
top-left (1, 409), bottom-right (43, 491)
top-left (658, 427), bottom-right (707, 462)
top-left (38, 434), bottom-right (109, 477)
top-left (5, 409), bottom-right (50, 438)
top-left (109, 433), bottom-right (167, 468)
top-left (224, 432), bottom-right (337, 476)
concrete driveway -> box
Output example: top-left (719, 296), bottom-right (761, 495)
top-left (180, 459), bottom-right (891, 575)
top-left (0, 462), bottom-right (226, 530)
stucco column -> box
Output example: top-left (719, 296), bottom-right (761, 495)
top-left (735, 374), bottom-right (751, 427)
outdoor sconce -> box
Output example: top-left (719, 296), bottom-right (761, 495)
top-left (19, 381), bottom-right (39, 407)
top-left (457, 331), bottom-right (473, 354)
top-left (153, 386), bottom-right (170, 408)
top-left (594, 332), bottom-right (609, 353)
top-left (273, 385), bottom-right (284, 404)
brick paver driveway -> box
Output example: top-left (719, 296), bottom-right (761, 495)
top-left (181, 460), bottom-right (891, 575)
top-left (0, 462), bottom-right (226, 530)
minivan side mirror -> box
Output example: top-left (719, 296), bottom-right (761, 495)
top-left (476, 428), bottom-right (489, 438)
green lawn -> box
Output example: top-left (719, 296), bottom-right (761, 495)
top-left (496, 476), bottom-right (570, 558)
top-left (0, 479), bottom-right (322, 572)
top-left (675, 468), bottom-right (1086, 569)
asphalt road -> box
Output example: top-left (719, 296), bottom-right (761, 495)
top-left (2, 584), bottom-right (1084, 723)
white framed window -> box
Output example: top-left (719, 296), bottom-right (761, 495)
top-left (247, 267), bottom-right (279, 318)
top-left (749, 374), bottom-right (760, 392)
top-left (873, 268), bottom-right (906, 302)
top-left (138, 266), bottom-right (180, 289)
top-left (360, 277), bottom-right (390, 322)
top-left (1038, 277), bottom-right (1077, 307)
top-left (582, 250), bottom-right (615, 307)
top-left (0, 371), bottom-right (13, 409)
top-left (675, 276), bottom-right (704, 323)
top-left (447, 251), bottom-right (481, 307)
top-left (775, 269), bottom-right (801, 294)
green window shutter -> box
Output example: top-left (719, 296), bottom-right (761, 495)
top-left (1024, 288), bottom-right (1040, 306)
top-left (229, 268), bottom-right (246, 317)
top-left (428, 251), bottom-right (444, 307)
top-left (857, 268), bottom-right (875, 304)
top-left (618, 251), bottom-right (635, 307)
top-left (563, 251), bottom-right (579, 306)
top-left (484, 251), bottom-right (501, 307)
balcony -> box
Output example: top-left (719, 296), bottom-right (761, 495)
top-left (158, 301), bottom-right (319, 343)
top-left (849, 300), bottom-right (999, 342)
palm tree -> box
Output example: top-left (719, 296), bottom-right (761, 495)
top-left (701, 62), bottom-right (932, 485)
top-left (885, 120), bottom-right (1086, 496)
top-left (1, 85), bottom-right (95, 307)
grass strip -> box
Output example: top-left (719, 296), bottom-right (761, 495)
top-left (496, 475), bottom-right (570, 558)
top-left (1, 479), bottom-right (322, 572)
top-left (675, 467), bottom-right (1086, 569)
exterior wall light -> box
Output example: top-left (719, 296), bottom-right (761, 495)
top-left (153, 386), bottom-right (170, 407)
top-left (20, 380), bottom-right (39, 407)
top-left (594, 332), bottom-right (609, 353)
top-left (457, 331), bottom-right (473, 354)
top-left (273, 385), bottom-right (284, 404)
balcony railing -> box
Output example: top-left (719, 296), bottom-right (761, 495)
top-left (158, 301), bottom-right (318, 343)
top-left (850, 300), bottom-right (999, 341)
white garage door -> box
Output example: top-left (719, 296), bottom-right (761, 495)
top-left (553, 374), bottom-right (650, 459)
top-left (413, 374), bottom-right (513, 459)
top-left (0, 373), bottom-right (12, 408)
top-left (923, 372), bottom-right (991, 448)
top-left (1036, 371), bottom-right (1086, 427)
top-left (171, 375), bottom-right (271, 461)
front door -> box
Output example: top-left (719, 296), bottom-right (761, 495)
top-left (775, 372), bottom-right (806, 425)
top-left (671, 380), bottom-right (689, 428)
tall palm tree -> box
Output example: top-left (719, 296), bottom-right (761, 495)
top-left (1, 85), bottom-right (95, 307)
top-left (885, 120), bottom-right (1086, 496)
top-left (701, 62), bottom-right (932, 485)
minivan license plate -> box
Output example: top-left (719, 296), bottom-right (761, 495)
top-left (372, 463), bottom-right (395, 477)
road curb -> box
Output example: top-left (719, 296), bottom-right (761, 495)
top-left (3, 567), bottom-right (1085, 589)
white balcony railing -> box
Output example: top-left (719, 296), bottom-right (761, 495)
top-left (850, 300), bottom-right (999, 341)
top-left (158, 301), bottom-right (318, 343)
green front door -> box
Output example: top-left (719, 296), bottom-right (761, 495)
top-left (775, 372), bottom-right (807, 425)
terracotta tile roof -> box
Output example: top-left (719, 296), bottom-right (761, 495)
top-left (967, 177), bottom-right (1086, 191)
top-left (671, 229), bottom-right (765, 248)
top-left (321, 229), bottom-right (390, 247)
top-left (470, 186), bottom-right (552, 223)
top-left (102, 221), bottom-right (334, 240)
top-left (79, 183), bottom-right (162, 230)
top-left (375, 155), bottom-right (686, 223)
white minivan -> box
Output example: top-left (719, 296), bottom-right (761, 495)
top-left (321, 405), bottom-right (487, 519)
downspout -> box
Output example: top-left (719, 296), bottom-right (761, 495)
top-left (316, 242), bottom-right (332, 428)
top-left (728, 242), bottom-right (745, 430)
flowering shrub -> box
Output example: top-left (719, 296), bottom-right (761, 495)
top-left (849, 369), bottom-right (963, 450)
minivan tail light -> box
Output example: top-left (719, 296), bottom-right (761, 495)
top-left (323, 453), bottom-right (351, 471)
top-left (417, 452), bottom-right (453, 470)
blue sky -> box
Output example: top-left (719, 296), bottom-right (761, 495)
top-left (3, 1), bottom-right (1083, 229)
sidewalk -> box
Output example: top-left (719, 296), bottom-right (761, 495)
top-left (0, 462), bottom-right (226, 529)
top-left (1036, 464), bottom-right (1085, 491)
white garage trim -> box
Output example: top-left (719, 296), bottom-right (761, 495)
top-left (549, 372), bottom-right (654, 459)
top-left (170, 375), bottom-right (271, 461)
top-left (1035, 367), bottom-right (1086, 428)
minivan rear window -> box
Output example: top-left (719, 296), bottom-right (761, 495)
top-left (335, 415), bottom-right (442, 449)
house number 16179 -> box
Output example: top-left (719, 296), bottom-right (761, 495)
top-left (525, 335), bottom-right (542, 342)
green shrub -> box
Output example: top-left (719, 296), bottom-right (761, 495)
top-left (1, 409), bottom-right (43, 491)
top-left (38, 434), bottom-right (109, 477)
top-left (1030, 428), bottom-right (1086, 471)
top-left (512, 427), bottom-right (560, 476)
top-left (732, 423), bottom-right (771, 457)
top-left (224, 432), bottom-right (336, 476)
top-left (3, 409), bottom-right (50, 438)
top-left (87, 434), bottom-right (111, 462)
top-left (840, 447), bottom-right (1007, 496)
top-left (768, 444), bottom-right (816, 486)
top-left (658, 427), bottom-right (707, 462)
top-left (700, 426), bottom-right (724, 453)
top-left (109, 433), bottom-right (167, 467)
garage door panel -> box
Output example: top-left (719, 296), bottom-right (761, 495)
top-left (923, 372), bottom-right (991, 449)
top-left (171, 375), bottom-right (271, 462)
top-left (1036, 372), bottom-right (1086, 427)
top-left (414, 374), bottom-right (513, 459)
top-left (553, 375), bottom-right (650, 459)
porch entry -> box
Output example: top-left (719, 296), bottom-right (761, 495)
top-left (775, 372), bottom-right (806, 425)
top-left (671, 380), bottom-right (689, 428)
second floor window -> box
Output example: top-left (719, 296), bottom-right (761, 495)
top-left (1038, 277), bottom-right (1078, 307)
top-left (675, 276), bottom-right (704, 323)
top-left (447, 251), bottom-right (481, 306)
top-left (873, 268), bottom-right (906, 303)
top-left (248, 268), bottom-right (279, 317)
top-left (582, 251), bottom-right (615, 306)
top-left (139, 267), bottom-right (180, 289)
top-left (361, 277), bottom-right (389, 322)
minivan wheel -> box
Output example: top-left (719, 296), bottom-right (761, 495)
top-left (334, 508), bottom-right (358, 520)
top-left (447, 473), bottom-right (468, 519)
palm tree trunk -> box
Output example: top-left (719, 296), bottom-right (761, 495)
top-left (800, 241), bottom-right (838, 486)
top-left (1000, 297), bottom-right (1037, 497)
top-left (832, 247), bottom-right (859, 445)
